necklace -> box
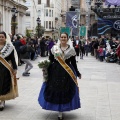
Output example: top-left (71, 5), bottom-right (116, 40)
top-left (60, 45), bottom-right (68, 51)
top-left (60, 45), bottom-right (69, 60)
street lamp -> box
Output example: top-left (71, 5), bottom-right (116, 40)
top-left (11, 7), bottom-right (18, 36)
top-left (36, 17), bottom-right (41, 38)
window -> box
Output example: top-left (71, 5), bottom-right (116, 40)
top-left (49, 10), bottom-right (51, 17)
top-left (46, 9), bottom-right (48, 16)
top-left (44, 21), bottom-right (45, 28)
top-left (46, 21), bottom-right (48, 28)
top-left (25, 22), bottom-right (31, 27)
top-left (38, 10), bottom-right (41, 16)
top-left (46, 0), bottom-right (50, 7)
top-left (38, 0), bottom-right (41, 4)
top-left (52, 10), bottom-right (53, 17)
top-left (26, 11), bottom-right (30, 16)
top-left (52, 21), bottom-right (53, 28)
top-left (49, 21), bottom-right (51, 29)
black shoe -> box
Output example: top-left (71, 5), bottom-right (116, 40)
top-left (22, 73), bottom-right (30, 76)
top-left (58, 117), bottom-right (63, 120)
top-left (0, 107), bottom-right (4, 111)
top-left (0, 101), bottom-right (5, 111)
top-left (18, 64), bottom-right (22, 66)
top-left (26, 72), bottom-right (30, 74)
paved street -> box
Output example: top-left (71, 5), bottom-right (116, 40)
top-left (0, 54), bottom-right (120, 120)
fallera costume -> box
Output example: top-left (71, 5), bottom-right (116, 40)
top-left (0, 42), bottom-right (18, 100)
top-left (38, 44), bottom-right (81, 112)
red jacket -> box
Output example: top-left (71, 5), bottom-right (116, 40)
top-left (20, 39), bottom-right (26, 45)
top-left (116, 45), bottom-right (120, 58)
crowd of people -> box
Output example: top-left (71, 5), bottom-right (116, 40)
top-left (10, 35), bottom-right (56, 76)
top-left (0, 32), bottom-right (81, 120)
top-left (71, 35), bottom-right (120, 65)
top-left (89, 36), bottom-right (120, 64)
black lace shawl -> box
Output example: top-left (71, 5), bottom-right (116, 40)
top-left (44, 46), bottom-right (80, 104)
top-left (0, 43), bottom-right (17, 96)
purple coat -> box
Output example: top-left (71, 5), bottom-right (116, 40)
top-left (48, 41), bottom-right (54, 50)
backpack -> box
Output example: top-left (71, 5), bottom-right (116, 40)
top-left (20, 45), bottom-right (27, 54)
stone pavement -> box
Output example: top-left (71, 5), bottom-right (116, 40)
top-left (0, 55), bottom-right (120, 120)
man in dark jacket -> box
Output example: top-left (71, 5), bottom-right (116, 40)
top-left (13, 36), bottom-right (23, 66)
top-left (73, 36), bottom-right (81, 62)
top-left (40, 37), bottom-right (46, 57)
top-left (20, 42), bottom-right (34, 76)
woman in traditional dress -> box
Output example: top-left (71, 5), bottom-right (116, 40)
top-left (0, 31), bottom-right (18, 111)
top-left (38, 33), bottom-right (81, 120)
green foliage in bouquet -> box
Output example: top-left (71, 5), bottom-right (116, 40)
top-left (38, 60), bottom-right (51, 82)
top-left (38, 60), bottom-right (51, 69)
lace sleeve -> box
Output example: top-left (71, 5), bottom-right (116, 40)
top-left (70, 56), bottom-right (81, 77)
top-left (10, 50), bottom-right (17, 70)
top-left (49, 50), bottom-right (54, 63)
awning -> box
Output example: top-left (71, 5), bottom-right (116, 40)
top-left (105, 0), bottom-right (120, 5)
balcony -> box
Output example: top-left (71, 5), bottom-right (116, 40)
top-left (80, 8), bottom-right (86, 15)
top-left (71, 0), bottom-right (80, 8)
top-left (80, 8), bottom-right (95, 16)
top-left (44, 4), bottom-right (54, 8)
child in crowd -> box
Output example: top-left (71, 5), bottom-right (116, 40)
top-left (98, 45), bottom-right (104, 62)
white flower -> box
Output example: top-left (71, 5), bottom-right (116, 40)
top-left (39, 59), bottom-right (50, 63)
top-left (54, 45), bottom-right (59, 54)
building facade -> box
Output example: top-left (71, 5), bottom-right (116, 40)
top-left (25, 0), bottom-right (38, 36)
top-left (38, 0), bottom-right (62, 39)
top-left (76, 0), bottom-right (96, 38)
top-left (25, 0), bottom-right (62, 39)
top-left (0, 0), bottom-right (27, 35)
top-left (60, 0), bottom-right (72, 27)
top-left (80, 0), bottom-right (96, 29)
top-left (91, 0), bottom-right (120, 37)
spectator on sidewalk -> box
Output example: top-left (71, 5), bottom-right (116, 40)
top-left (98, 45), bottom-right (104, 62)
top-left (40, 37), bottom-right (46, 57)
top-left (80, 42), bottom-right (85, 59)
top-left (84, 39), bottom-right (89, 56)
top-left (13, 35), bottom-right (23, 66)
top-left (48, 38), bottom-right (55, 55)
top-left (20, 42), bottom-right (34, 76)
top-left (93, 39), bottom-right (99, 59)
top-left (73, 36), bottom-right (81, 62)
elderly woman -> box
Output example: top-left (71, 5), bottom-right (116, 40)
top-left (0, 31), bottom-right (18, 111)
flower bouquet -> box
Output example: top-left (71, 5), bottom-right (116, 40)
top-left (38, 60), bottom-right (51, 82)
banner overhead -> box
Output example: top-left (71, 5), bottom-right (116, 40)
top-left (66, 11), bottom-right (79, 36)
top-left (98, 18), bottom-right (120, 36)
top-left (105, 0), bottom-right (120, 5)
top-left (80, 26), bottom-right (86, 36)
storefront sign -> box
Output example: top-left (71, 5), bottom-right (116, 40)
top-left (98, 18), bottom-right (120, 35)
top-left (105, 0), bottom-right (120, 5)
top-left (103, 15), bottom-right (120, 19)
